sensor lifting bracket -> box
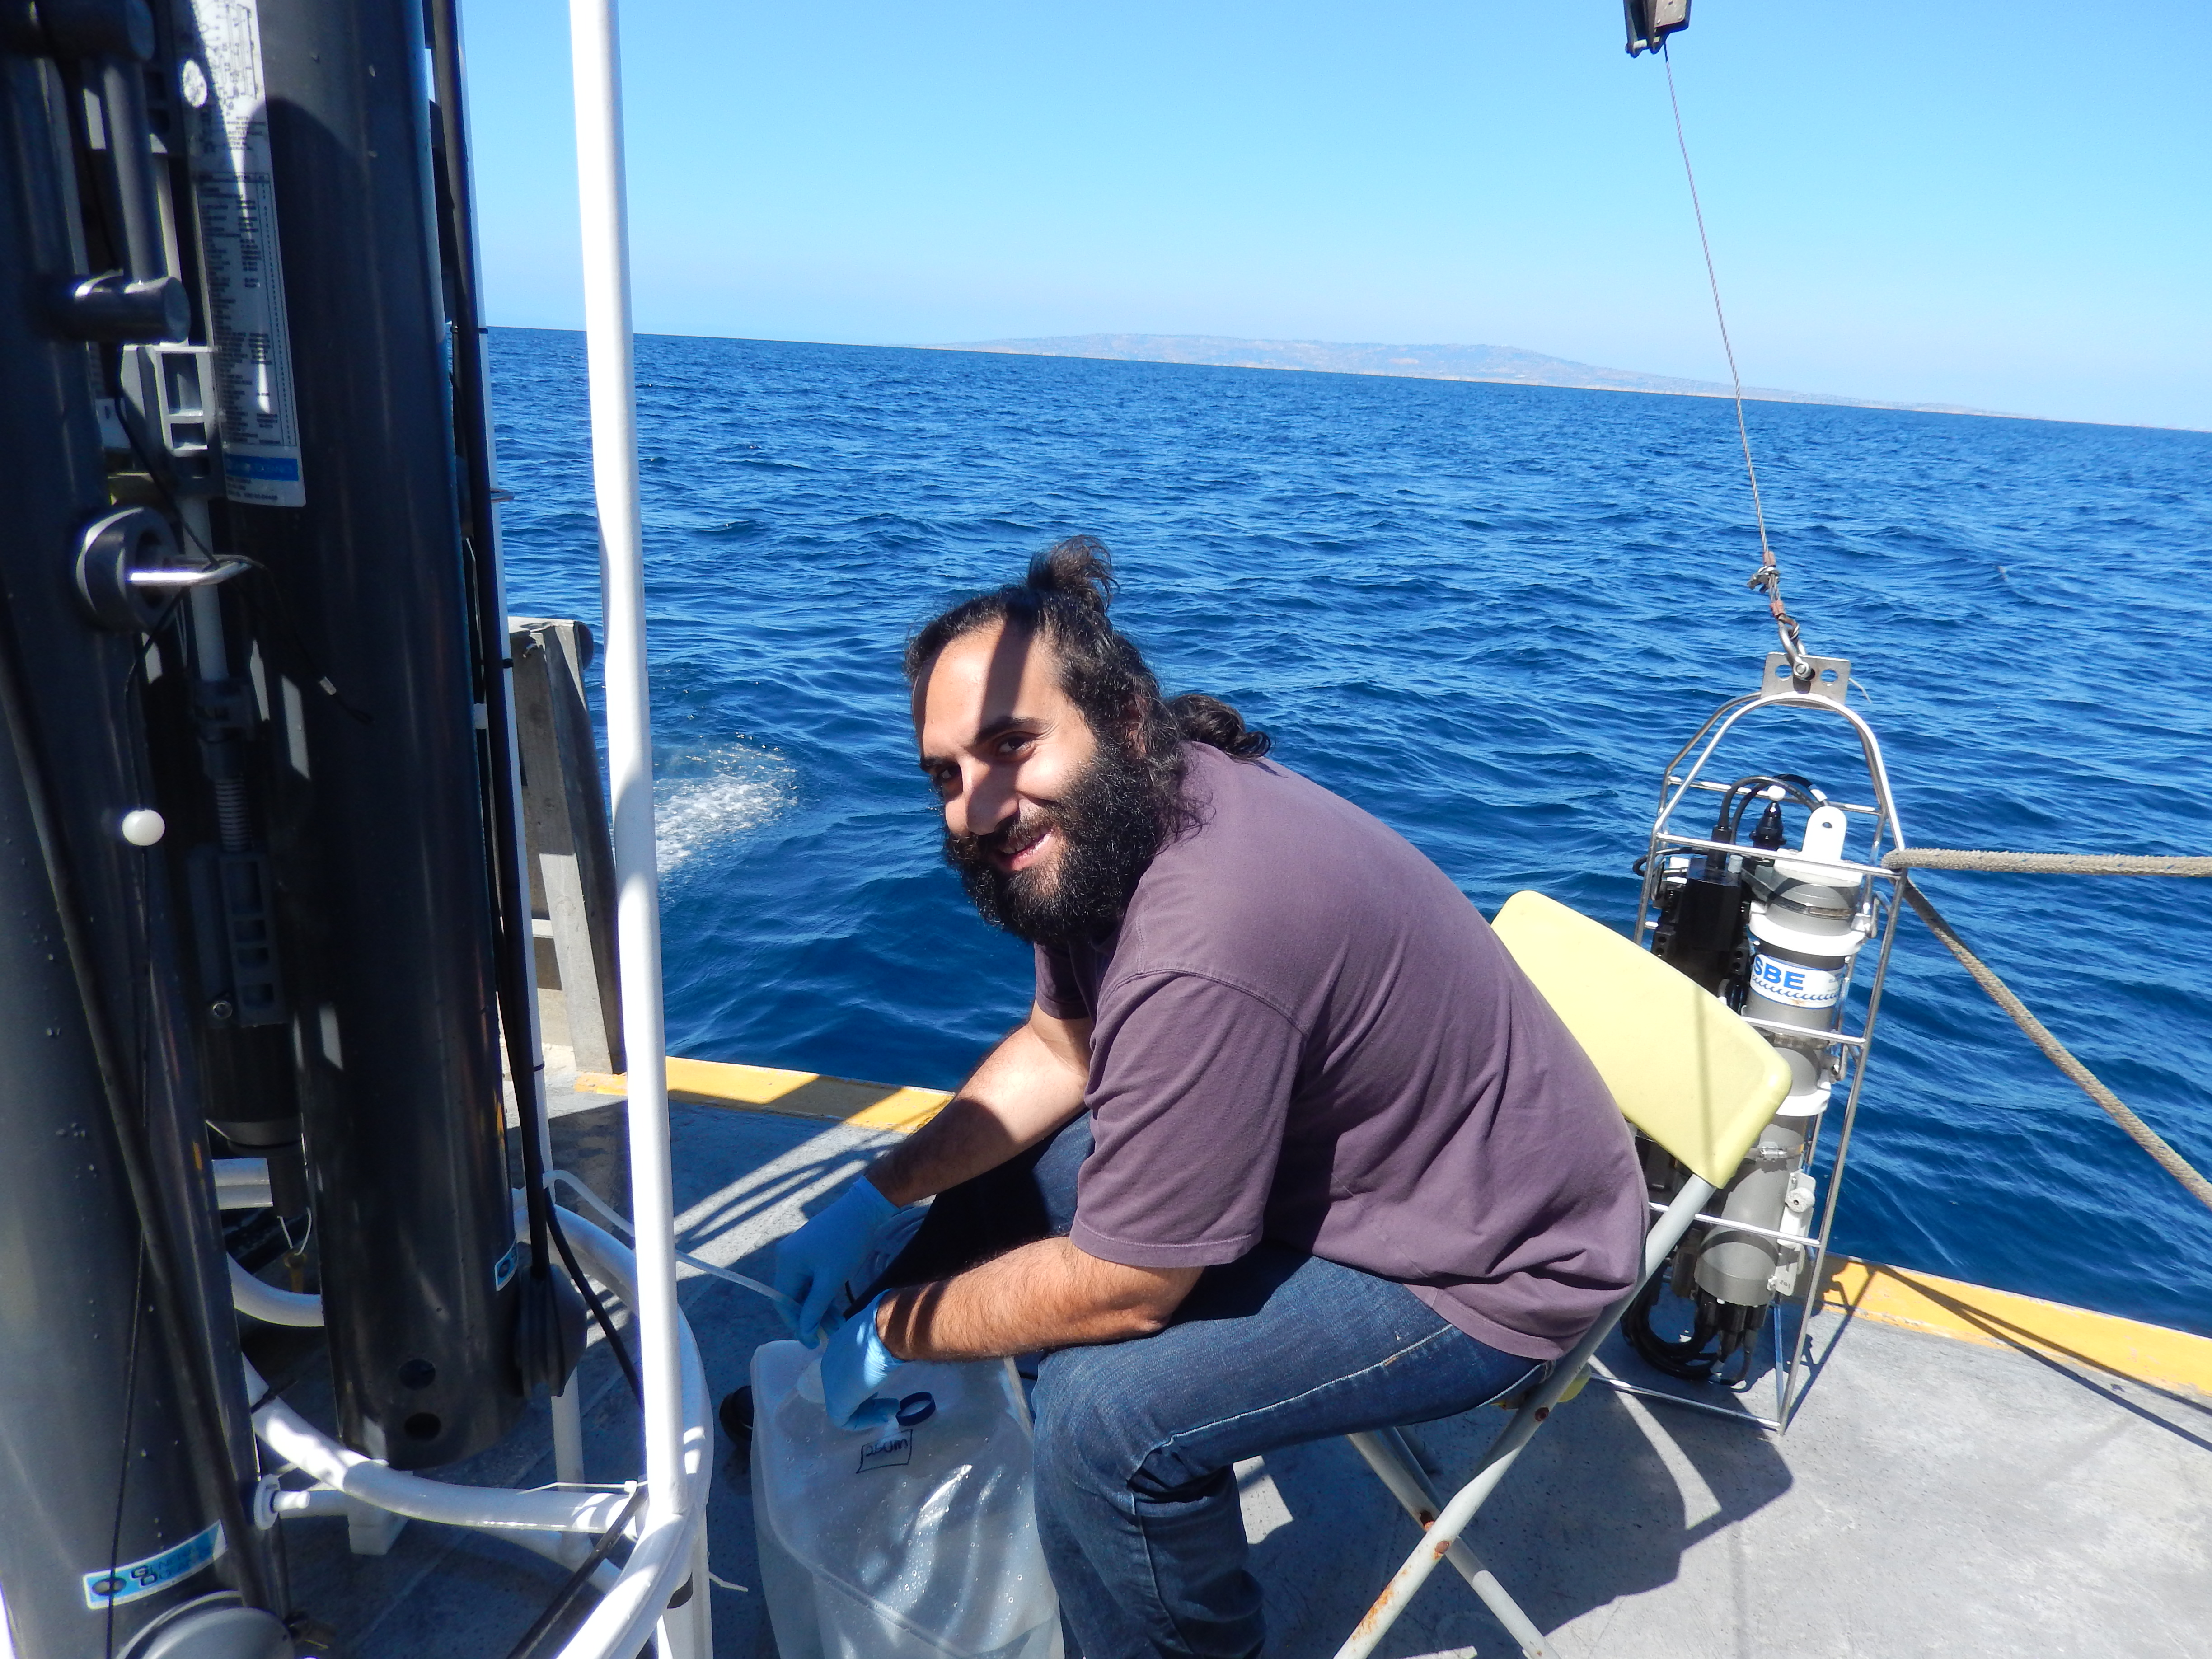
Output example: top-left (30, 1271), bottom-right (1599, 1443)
top-left (1761, 651), bottom-right (1851, 704)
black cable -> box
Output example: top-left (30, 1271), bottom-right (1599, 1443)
top-left (1711, 773), bottom-right (1772, 839)
top-left (1712, 773), bottom-right (1823, 844)
top-left (225, 559), bottom-right (372, 726)
top-left (502, 1482), bottom-right (649, 1659)
top-left (1622, 1268), bottom-right (1717, 1382)
top-left (117, 417), bottom-right (213, 554)
top-left (109, 705), bottom-right (158, 1659)
top-left (549, 1204), bottom-right (644, 1405)
top-left (426, 0), bottom-right (614, 1394)
top-left (473, 556), bottom-right (554, 1315)
top-left (271, 1474), bottom-right (296, 1630)
top-left (102, 1242), bottom-right (149, 1659)
top-left (1729, 772), bottom-right (1820, 839)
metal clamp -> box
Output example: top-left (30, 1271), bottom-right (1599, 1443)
top-left (73, 506), bottom-right (177, 632)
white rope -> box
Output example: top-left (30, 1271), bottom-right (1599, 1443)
top-left (1898, 880), bottom-right (2212, 1215)
top-left (1885, 848), bottom-right (2212, 877)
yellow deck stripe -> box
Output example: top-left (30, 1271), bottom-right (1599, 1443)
top-left (1822, 1256), bottom-right (2212, 1399)
top-left (577, 1057), bottom-right (2212, 1397)
top-left (573, 1057), bottom-right (951, 1132)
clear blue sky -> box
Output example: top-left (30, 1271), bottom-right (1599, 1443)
top-left (459, 1), bottom-right (2208, 430)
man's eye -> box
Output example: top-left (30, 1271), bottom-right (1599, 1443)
top-left (994, 733), bottom-right (1031, 757)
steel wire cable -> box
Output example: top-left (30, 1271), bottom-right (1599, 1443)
top-left (1661, 44), bottom-right (1811, 683)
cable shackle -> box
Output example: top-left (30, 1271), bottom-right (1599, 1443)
top-left (1749, 562), bottom-right (1815, 691)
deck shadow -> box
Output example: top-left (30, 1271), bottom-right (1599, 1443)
top-left (1241, 1368), bottom-right (1794, 1655)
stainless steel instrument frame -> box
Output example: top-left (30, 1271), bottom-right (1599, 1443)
top-left (1616, 670), bottom-right (1909, 1433)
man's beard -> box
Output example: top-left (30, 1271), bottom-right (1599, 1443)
top-left (944, 738), bottom-right (1166, 945)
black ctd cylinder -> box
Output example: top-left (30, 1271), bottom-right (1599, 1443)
top-left (0, 41), bottom-right (278, 1657)
top-left (237, 0), bottom-right (521, 1467)
top-left (0, 741), bottom-right (253, 1659)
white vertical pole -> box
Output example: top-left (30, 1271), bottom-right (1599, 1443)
top-left (566, 0), bottom-right (685, 1527)
top-left (551, 1380), bottom-right (585, 1488)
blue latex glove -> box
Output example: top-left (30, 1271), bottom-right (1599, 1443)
top-left (820, 1293), bottom-right (902, 1429)
top-left (775, 1177), bottom-right (897, 1341)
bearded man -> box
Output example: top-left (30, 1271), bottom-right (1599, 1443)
top-left (763, 537), bottom-right (1644, 1659)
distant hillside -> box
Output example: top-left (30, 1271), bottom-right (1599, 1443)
top-left (933, 334), bottom-right (2013, 419)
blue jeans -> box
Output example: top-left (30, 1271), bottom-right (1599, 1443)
top-left (873, 1118), bottom-right (1545, 1659)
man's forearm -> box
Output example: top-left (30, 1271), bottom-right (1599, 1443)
top-left (864, 1096), bottom-right (1045, 1209)
top-left (866, 1012), bottom-right (1088, 1208)
top-left (876, 1239), bottom-right (1200, 1362)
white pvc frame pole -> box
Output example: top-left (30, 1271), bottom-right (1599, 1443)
top-left (567, 0), bottom-right (685, 1528)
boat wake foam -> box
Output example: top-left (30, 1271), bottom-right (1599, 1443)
top-left (655, 742), bottom-right (793, 872)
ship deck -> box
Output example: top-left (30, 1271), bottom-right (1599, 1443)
top-left (260, 1059), bottom-right (2212, 1659)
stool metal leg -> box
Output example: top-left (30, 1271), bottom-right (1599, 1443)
top-left (1334, 1179), bottom-right (1715, 1659)
top-left (1345, 1430), bottom-right (1561, 1659)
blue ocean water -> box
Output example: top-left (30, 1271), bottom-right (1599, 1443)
top-left (489, 328), bottom-right (2212, 1337)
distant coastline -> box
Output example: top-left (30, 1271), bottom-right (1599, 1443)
top-left (928, 334), bottom-right (2024, 421)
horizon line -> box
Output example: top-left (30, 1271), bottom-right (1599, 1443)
top-left (480, 325), bottom-right (2207, 436)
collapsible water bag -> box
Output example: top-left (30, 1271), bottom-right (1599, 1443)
top-left (750, 1340), bottom-right (1063, 1659)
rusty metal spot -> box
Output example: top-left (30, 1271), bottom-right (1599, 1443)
top-left (1352, 1582), bottom-right (1398, 1640)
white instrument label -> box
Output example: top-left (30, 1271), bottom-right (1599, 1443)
top-left (1751, 953), bottom-right (1843, 1008)
top-left (177, 0), bottom-right (305, 506)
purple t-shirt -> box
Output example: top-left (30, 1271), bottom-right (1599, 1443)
top-left (1036, 744), bottom-right (1644, 1361)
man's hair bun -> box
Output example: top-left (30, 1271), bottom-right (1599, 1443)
top-left (1025, 535), bottom-right (1115, 617)
top-left (1168, 693), bottom-right (1272, 759)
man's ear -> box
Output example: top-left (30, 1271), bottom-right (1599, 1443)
top-left (1122, 701), bottom-right (1148, 755)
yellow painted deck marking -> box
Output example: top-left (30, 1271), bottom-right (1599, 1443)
top-left (575, 1057), bottom-right (951, 1131)
top-left (842, 1085), bottom-right (958, 1133)
top-left (1823, 1256), bottom-right (2212, 1400)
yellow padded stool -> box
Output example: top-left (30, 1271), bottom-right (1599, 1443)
top-left (1335, 890), bottom-right (1790, 1659)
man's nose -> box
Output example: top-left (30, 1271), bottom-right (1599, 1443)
top-left (949, 765), bottom-right (1018, 840)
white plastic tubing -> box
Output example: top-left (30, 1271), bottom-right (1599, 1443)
top-left (216, 1162), bottom-right (321, 1326)
top-left (564, 0), bottom-right (697, 1650)
top-left (229, 1258), bottom-right (321, 1327)
top-left (225, 1178), bottom-right (711, 1650)
top-left (240, 1209), bottom-right (708, 1542)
